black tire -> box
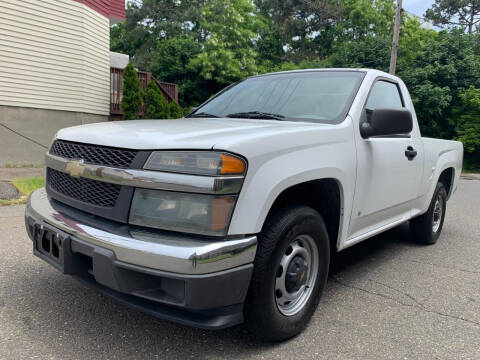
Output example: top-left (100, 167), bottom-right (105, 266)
top-left (244, 205), bottom-right (330, 342)
top-left (410, 182), bottom-right (447, 245)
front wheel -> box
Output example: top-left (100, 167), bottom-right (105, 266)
top-left (244, 205), bottom-right (330, 342)
top-left (410, 182), bottom-right (447, 245)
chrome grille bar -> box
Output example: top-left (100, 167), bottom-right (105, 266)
top-left (45, 153), bottom-right (244, 195)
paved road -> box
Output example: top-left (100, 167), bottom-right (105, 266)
top-left (1, 179), bottom-right (479, 360)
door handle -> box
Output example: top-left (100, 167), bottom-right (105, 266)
top-left (405, 146), bottom-right (417, 160)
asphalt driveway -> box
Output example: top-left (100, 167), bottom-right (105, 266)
top-left (0, 179), bottom-right (479, 359)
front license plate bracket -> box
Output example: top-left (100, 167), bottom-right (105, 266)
top-left (33, 223), bottom-right (70, 273)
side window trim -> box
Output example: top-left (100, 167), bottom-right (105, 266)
top-left (360, 77), bottom-right (411, 138)
top-left (365, 78), bottom-right (405, 110)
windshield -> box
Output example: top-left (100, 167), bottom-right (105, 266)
top-left (189, 71), bottom-right (365, 124)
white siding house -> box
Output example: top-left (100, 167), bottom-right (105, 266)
top-left (0, 0), bottom-right (111, 115)
top-left (0, 0), bottom-right (125, 165)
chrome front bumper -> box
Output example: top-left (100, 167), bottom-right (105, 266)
top-left (25, 188), bottom-right (257, 275)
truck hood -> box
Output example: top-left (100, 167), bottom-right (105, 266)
top-left (56, 118), bottom-right (328, 152)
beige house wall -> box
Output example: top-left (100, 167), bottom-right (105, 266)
top-left (0, 105), bottom-right (106, 166)
top-left (0, 0), bottom-right (110, 115)
top-left (0, 0), bottom-right (111, 165)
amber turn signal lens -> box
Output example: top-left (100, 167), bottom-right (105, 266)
top-left (220, 154), bottom-right (246, 175)
top-left (211, 197), bottom-right (236, 231)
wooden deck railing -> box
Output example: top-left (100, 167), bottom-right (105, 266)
top-left (153, 79), bottom-right (179, 105)
top-left (110, 67), bottom-right (179, 119)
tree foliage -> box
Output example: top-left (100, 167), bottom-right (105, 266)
top-left (451, 87), bottom-right (480, 157)
top-left (167, 101), bottom-right (183, 119)
top-left (145, 37), bottom-right (203, 105)
top-left (145, 81), bottom-right (168, 119)
top-left (425, 0), bottom-right (480, 33)
top-left (145, 79), bottom-right (183, 119)
top-left (398, 29), bottom-right (480, 137)
top-left (188, 0), bottom-right (263, 84)
top-left (338, 0), bottom-right (395, 40)
top-left (121, 63), bottom-right (143, 120)
top-left (255, 0), bottom-right (342, 62)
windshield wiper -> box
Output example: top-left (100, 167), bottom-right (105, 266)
top-left (188, 112), bottom-right (220, 118)
top-left (225, 111), bottom-right (285, 120)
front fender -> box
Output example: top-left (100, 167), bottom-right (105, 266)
top-left (226, 125), bottom-right (356, 250)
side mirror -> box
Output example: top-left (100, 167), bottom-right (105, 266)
top-left (360, 108), bottom-right (413, 138)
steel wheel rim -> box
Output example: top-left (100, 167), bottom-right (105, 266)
top-left (432, 195), bottom-right (443, 233)
top-left (275, 234), bottom-right (319, 316)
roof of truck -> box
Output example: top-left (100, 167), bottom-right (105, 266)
top-left (253, 68), bottom-right (393, 79)
top-left (250, 68), bottom-right (399, 80)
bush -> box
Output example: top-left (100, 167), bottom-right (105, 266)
top-left (183, 106), bottom-right (192, 116)
top-left (145, 81), bottom-right (168, 119)
top-left (121, 63), bottom-right (143, 120)
top-left (167, 101), bottom-right (183, 119)
top-left (452, 86), bottom-right (480, 170)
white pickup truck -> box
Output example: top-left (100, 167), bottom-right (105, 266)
top-left (25, 69), bottom-right (463, 341)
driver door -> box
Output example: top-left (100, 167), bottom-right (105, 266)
top-left (348, 79), bottom-right (421, 241)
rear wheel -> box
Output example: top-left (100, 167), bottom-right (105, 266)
top-left (244, 205), bottom-right (330, 342)
top-left (410, 182), bottom-right (447, 245)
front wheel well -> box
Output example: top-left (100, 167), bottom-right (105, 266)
top-left (438, 167), bottom-right (454, 199)
top-left (262, 179), bottom-right (342, 253)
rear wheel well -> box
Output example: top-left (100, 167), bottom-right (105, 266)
top-left (263, 179), bottom-right (341, 253)
top-left (438, 167), bottom-right (454, 198)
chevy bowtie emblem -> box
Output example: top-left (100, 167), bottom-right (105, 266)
top-left (65, 159), bottom-right (85, 178)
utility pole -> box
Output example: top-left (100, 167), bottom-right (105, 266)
top-left (389, 0), bottom-right (402, 74)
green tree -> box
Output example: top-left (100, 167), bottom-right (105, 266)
top-left (112, 0), bottom-right (205, 71)
top-left (167, 101), bottom-right (183, 119)
top-left (398, 30), bottom-right (480, 138)
top-left (145, 81), bottom-right (168, 119)
top-left (255, 25), bottom-right (285, 67)
top-left (121, 63), bottom-right (143, 120)
top-left (329, 0), bottom-right (396, 69)
top-left (183, 106), bottom-right (192, 116)
top-left (409, 82), bottom-right (452, 136)
top-left (112, 0), bottom-right (268, 106)
top-left (330, 35), bottom-right (391, 70)
top-left (255, 0), bottom-right (342, 62)
top-left (126, 0), bottom-right (205, 40)
top-left (451, 86), bottom-right (480, 169)
top-left (146, 37), bottom-right (204, 106)
top-left (337, 0), bottom-right (395, 40)
top-left (425, 0), bottom-right (480, 33)
top-left (110, 22), bottom-right (131, 56)
top-left (397, 16), bottom-right (435, 68)
top-left (188, 0), bottom-right (263, 84)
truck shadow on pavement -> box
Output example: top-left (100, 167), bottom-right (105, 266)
top-left (329, 222), bottom-right (419, 274)
top-left (13, 222), bottom-right (420, 358)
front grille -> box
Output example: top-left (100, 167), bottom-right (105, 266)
top-left (50, 140), bottom-right (137, 168)
top-left (47, 168), bottom-right (121, 208)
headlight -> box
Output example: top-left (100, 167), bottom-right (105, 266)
top-left (144, 151), bottom-right (246, 176)
top-left (129, 189), bottom-right (236, 236)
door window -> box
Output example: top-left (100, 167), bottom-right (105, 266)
top-left (366, 80), bottom-right (403, 110)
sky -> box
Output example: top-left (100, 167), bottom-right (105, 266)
top-left (402, 0), bottom-right (435, 18)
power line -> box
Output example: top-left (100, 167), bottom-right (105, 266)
top-left (336, 56), bottom-right (390, 68)
top-left (0, 122), bottom-right (47, 149)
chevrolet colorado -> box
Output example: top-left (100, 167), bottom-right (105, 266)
top-left (25, 69), bottom-right (463, 341)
